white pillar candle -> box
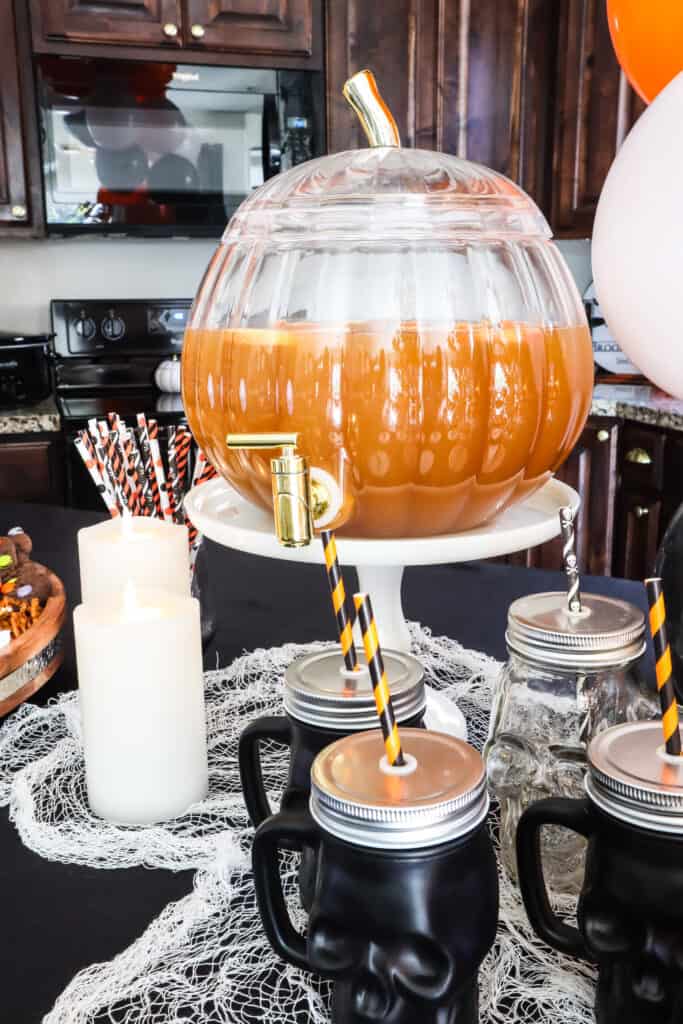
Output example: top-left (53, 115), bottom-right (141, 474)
top-left (74, 583), bottom-right (208, 824)
top-left (78, 517), bottom-right (190, 604)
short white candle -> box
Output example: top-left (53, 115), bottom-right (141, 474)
top-left (78, 517), bottom-right (190, 604)
top-left (74, 583), bottom-right (208, 824)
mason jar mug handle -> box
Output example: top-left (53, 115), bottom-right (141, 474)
top-left (252, 809), bottom-right (320, 970)
top-left (516, 797), bottom-right (596, 956)
top-left (239, 716), bottom-right (293, 827)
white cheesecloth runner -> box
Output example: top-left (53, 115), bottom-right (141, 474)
top-left (0, 625), bottom-right (597, 1023)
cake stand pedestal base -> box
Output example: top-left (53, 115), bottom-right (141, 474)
top-left (185, 477), bottom-right (580, 741)
top-left (354, 563), bottom-right (410, 652)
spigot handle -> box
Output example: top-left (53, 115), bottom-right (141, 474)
top-left (227, 432), bottom-right (300, 451)
top-left (225, 430), bottom-right (313, 547)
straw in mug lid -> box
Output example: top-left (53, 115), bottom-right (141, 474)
top-left (587, 721), bottom-right (683, 833)
top-left (310, 729), bottom-right (488, 849)
top-left (645, 577), bottom-right (681, 757)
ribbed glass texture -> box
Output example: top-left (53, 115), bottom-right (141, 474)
top-left (183, 148), bottom-right (593, 537)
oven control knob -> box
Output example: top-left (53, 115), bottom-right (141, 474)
top-left (102, 314), bottom-right (126, 341)
top-left (74, 315), bottom-right (97, 341)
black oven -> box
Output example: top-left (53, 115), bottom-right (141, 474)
top-left (52, 298), bottom-right (191, 509)
top-left (36, 57), bottom-right (324, 237)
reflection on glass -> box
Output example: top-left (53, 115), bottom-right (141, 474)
top-left (183, 321), bottom-right (593, 537)
top-left (37, 59), bottom-right (321, 233)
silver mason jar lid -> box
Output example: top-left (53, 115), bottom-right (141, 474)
top-left (310, 728), bottom-right (489, 850)
top-left (284, 649), bottom-right (425, 730)
top-left (506, 592), bottom-right (646, 669)
top-left (587, 721), bottom-right (683, 834)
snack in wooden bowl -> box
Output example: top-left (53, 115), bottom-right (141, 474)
top-left (0, 528), bottom-right (66, 717)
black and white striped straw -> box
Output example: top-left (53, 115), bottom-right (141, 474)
top-left (559, 506), bottom-right (582, 614)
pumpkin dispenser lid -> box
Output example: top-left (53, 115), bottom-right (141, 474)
top-left (225, 70), bottom-right (552, 243)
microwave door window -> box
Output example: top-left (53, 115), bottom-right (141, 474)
top-left (165, 85), bottom-right (267, 204)
top-left (44, 108), bottom-right (102, 223)
top-left (38, 58), bottom-right (319, 235)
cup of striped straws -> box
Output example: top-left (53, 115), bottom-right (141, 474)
top-left (74, 413), bottom-right (216, 571)
top-left (74, 413), bottom-right (217, 643)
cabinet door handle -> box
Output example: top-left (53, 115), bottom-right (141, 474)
top-left (163, 22), bottom-right (179, 37)
top-left (10, 204), bottom-right (27, 219)
top-left (191, 23), bottom-right (206, 38)
top-left (634, 505), bottom-right (649, 519)
top-left (625, 447), bottom-right (652, 465)
top-left (596, 429), bottom-right (610, 442)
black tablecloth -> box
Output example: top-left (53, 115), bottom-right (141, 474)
top-left (0, 500), bottom-right (653, 1023)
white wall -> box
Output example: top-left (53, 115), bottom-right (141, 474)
top-left (0, 235), bottom-right (592, 335)
top-left (0, 237), bottom-right (216, 333)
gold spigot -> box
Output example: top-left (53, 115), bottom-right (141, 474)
top-left (343, 69), bottom-right (401, 148)
top-left (226, 432), bottom-right (314, 548)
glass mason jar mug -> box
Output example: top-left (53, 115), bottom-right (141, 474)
top-left (485, 591), bottom-right (658, 893)
top-left (252, 729), bottom-right (498, 1024)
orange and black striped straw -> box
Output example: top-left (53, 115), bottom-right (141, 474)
top-left (321, 530), bottom-right (358, 672)
top-left (175, 426), bottom-right (193, 493)
top-left (122, 429), bottom-right (143, 516)
top-left (353, 592), bottom-right (405, 766)
top-left (106, 430), bottom-right (133, 514)
top-left (646, 577), bottom-right (681, 757)
top-left (147, 418), bottom-right (173, 521)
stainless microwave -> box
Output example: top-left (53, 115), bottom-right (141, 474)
top-left (36, 57), bottom-right (325, 237)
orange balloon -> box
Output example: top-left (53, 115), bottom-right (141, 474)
top-left (608, 0), bottom-right (683, 103)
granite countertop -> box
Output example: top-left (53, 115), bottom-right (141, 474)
top-left (0, 396), bottom-right (61, 435)
top-left (591, 384), bottom-right (683, 432)
top-left (1, 385), bottom-right (682, 437)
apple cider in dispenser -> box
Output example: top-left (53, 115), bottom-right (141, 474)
top-left (183, 71), bottom-right (592, 537)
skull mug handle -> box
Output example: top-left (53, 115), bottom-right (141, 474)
top-left (516, 796), bottom-right (596, 957)
top-left (239, 716), bottom-right (293, 827)
top-left (252, 808), bottom-right (320, 971)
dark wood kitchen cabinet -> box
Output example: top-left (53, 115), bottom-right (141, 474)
top-left (325, 0), bottom-right (420, 154)
top-left (29, 0), bottom-right (183, 48)
top-left (503, 415), bottom-right (683, 582)
top-left (551, 418), bottom-right (620, 576)
top-left (613, 423), bottom-right (683, 580)
top-left (30, 0), bottom-right (320, 63)
top-left (552, 0), bottom-right (646, 235)
top-left (326, 0), bottom-right (643, 235)
top-left (0, 436), bottom-right (64, 504)
top-left (614, 492), bottom-right (662, 582)
top-left (506, 417), bottom-right (620, 576)
top-left (0, 0), bottom-right (42, 235)
top-left (184, 0), bottom-right (314, 56)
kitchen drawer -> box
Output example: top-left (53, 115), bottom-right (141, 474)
top-left (496, 416), bottom-right (619, 576)
top-left (0, 437), bottom-right (64, 504)
top-left (620, 424), bottom-right (666, 492)
top-left (664, 433), bottom-right (683, 509)
top-left (615, 489), bottom-right (662, 581)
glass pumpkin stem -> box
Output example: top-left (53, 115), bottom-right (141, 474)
top-left (343, 70), bottom-right (401, 148)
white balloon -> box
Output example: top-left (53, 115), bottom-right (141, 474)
top-left (593, 71), bottom-right (683, 399)
top-left (132, 107), bottom-right (189, 156)
top-left (85, 106), bottom-right (138, 151)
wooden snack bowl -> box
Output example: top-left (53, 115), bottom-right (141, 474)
top-left (0, 567), bottom-right (66, 718)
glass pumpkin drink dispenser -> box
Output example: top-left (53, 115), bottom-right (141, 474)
top-left (183, 72), bottom-right (593, 539)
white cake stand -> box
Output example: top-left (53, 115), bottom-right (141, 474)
top-left (186, 477), bottom-right (579, 740)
